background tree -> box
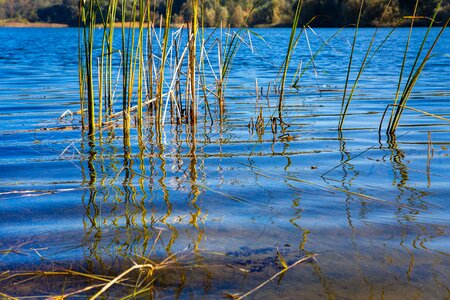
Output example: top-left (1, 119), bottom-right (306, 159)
top-left (1, 0), bottom-right (449, 26)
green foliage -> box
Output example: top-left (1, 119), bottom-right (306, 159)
top-left (37, 0), bottom-right (78, 25)
top-left (0, 0), bottom-right (57, 22)
top-left (1, 0), bottom-right (450, 26)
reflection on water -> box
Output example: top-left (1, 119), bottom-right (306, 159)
top-left (57, 123), bottom-right (447, 298)
top-left (0, 28), bottom-right (449, 298)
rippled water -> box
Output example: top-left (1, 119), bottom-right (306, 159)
top-left (0, 27), bottom-right (449, 298)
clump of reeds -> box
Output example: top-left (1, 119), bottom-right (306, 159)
top-left (333, 0), bottom-right (449, 134)
top-left (78, 0), bottom-right (261, 144)
top-left (338, 0), bottom-right (404, 131)
top-left (385, 1), bottom-right (449, 134)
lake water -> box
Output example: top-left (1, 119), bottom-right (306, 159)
top-left (0, 27), bottom-right (449, 298)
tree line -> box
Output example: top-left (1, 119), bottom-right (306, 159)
top-left (1, 0), bottom-right (449, 27)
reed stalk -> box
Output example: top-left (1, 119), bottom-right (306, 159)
top-left (198, 0), bottom-right (213, 123)
top-left (97, 7), bottom-right (106, 128)
top-left (386, 0), bottom-right (419, 133)
top-left (79, 0), bottom-right (97, 136)
top-left (120, 0), bottom-right (131, 142)
top-left (146, 4), bottom-right (155, 110)
top-left (217, 28), bottom-right (260, 106)
top-left (214, 3), bottom-right (261, 111)
top-left (106, 1), bottom-right (119, 118)
top-left (78, 4), bottom-right (86, 129)
top-left (337, 0), bottom-right (364, 132)
top-left (379, 104), bottom-right (450, 134)
top-left (173, 36), bottom-right (182, 121)
top-left (189, 0), bottom-right (199, 125)
top-left (292, 26), bottom-right (345, 88)
top-left (278, 0), bottom-right (303, 121)
top-left (99, 2), bottom-right (119, 126)
top-left (136, 0), bottom-right (148, 131)
top-left (156, 0), bottom-right (174, 126)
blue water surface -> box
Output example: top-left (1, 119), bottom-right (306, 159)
top-left (0, 27), bottom-right (449, 298)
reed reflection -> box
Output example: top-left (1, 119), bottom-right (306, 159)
top-left (79, 127), bottom-right (158, 272)
top-left (74, 98), bottom-right (444, 298)
top-left (186, 124), bottom-right (205, 249)
top-left (386, 135), bottom-right (445, 288)
top-left (388, 135), bottom-right (428, 211)
top-left (81, 134), bottom-right (101, 271)
top-left (79, 118), bottom-right (212, 277)
top-left (313, 133), bottom-right (449, 298)
top-left (156, 125), bottom-right (178, 255)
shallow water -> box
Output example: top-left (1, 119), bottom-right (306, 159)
top-left (0, 27), bottom-right (449, 298)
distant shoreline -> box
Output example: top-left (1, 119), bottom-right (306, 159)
top-left (0, 20), bottom-right (441, 29)
top-left (0, 21), bottom-right (277, 29)
top-left (0, 21), bottom-right (69, 28)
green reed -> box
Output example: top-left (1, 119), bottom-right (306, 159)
top-left (78, 0), bottom-right (258, 139)
top-left (338, 0), bottom-right (364, 132)
top-left (79, 0), bottom-right (97, 136)
top-left (97, 0), bottom-right (120, 126)
top-left (338, 0), bottom-right (402, 131)
top-left (217, 27), bottom-right (244, 106)
top-left (106, 1), bottom-right (119, 118)
top-left (292, 26), bottom-right (345, 88)
top-left (136, 0), bottom-right (146, 132)
top-left (278, 0), bottom-right (303, 121)
top-left (188, 0), bottom-right (199, 125)
top-left (77, 8), bottom-right (85, 129)
top-left (77, 0), bottom-right (450, 142)
top-left (156, 0), bottom-right (173, 126)
top-left (215, 27), bottom-right (263, 116)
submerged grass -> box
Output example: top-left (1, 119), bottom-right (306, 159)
top-left (1, 239), bottom-right (318, 299)
top-left (228, 254), bottom-right (317, 300)
top-left (0, 237), bottom-right (181, 298)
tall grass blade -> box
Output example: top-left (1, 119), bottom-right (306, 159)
top-left (156, 0), bottom-right (174, 126)
top-left (337, 0), bottom-right (364, 131)
top-left (79, 0), bottom-right (97, 136)
top-left (278, 0), bottom-right (303, 121)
